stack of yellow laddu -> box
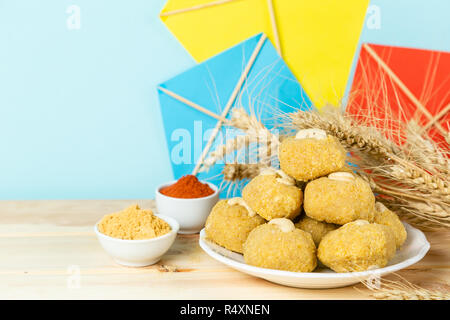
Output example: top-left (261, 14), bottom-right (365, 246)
top-left (205, 128), bottom-right (406, 273)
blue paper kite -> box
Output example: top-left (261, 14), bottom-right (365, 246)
top-left (157, 33), bottom-right (313, 197)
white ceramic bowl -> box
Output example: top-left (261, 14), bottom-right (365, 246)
top-left (155, 180), bottom-right (219, 234)
top-left (199, 222), bottom-right (430, 288)
top-left (95, 214), bottom-right (179, 267)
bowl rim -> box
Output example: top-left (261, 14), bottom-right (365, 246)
top-left (94, 214), bottom-right (180, 243)
top-left (155, 180), bottom-right (219, 201)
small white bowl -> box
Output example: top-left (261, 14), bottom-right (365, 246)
top-left (155, 180), bottom-right (219, 234)
top-left (95, 214), bottom-right (179, 267)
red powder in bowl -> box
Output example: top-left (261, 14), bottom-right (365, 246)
top-left (159, 175), bottom-right (215, 199)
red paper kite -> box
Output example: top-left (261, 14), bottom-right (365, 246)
top-left (347, 43), bottom-right (449, 147)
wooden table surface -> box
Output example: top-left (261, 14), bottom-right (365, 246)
top-left (0, 200), bottom-right (448, 300)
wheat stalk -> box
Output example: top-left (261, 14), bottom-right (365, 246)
top-left (219, 163), bottom-right (270, 198)
top-left (405, 121), bottom-right (450, 177)
top-left (199, 108), bottom-right (279, 173)
top-left (288, 106), bottom-right (398, 158)
top-left (199, 135), bottom-right (250, 173)
top-left (286, 108), bottom-right (450, 229)
top-left (230, 108), bottom-right (280, 161)
top-left (386, 200), bottom-right (450, 229)
top-left (204, 101), bottom-right (449, 229)
top-left (361, 274), bottom-right (450, 300)
top-left (388, 165), bottom-right (449, 196)
top-left (222, 163), bottom-right (267, 181)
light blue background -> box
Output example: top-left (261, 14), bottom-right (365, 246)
top-left (1, 1), bottom-right (448, 199)
top-left (0, 0), bottom-right (194, 199)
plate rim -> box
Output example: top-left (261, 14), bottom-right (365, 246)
top-left (199, 222), bottom-right (430, 279)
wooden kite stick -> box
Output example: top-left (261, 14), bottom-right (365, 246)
top-left (192, 34), bottom-right (268, 175)
top-left (160, 0), bottom-right (237, 17)
top-left (422, 103), bottom-right (450, 133)
top-left (363, 43), bottom-right (447, 136)
top-left (158, 86), bottom-right (228, 123)
top-left (267, 0), bottom-right (281, 56)
top-left (160, 0), bottom-right (281, 57)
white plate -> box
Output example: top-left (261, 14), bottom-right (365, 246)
top-left (199, 223), bottom-right (430, 288)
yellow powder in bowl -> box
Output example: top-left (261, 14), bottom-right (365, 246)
top-left (98, 205), bottom-right (171, 240)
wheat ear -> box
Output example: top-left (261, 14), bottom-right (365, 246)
top-left (286, 108), bottom-right (449, 229)
top-left (222, 163), bottom-right (268, 181)
top-left (360, 274), bottom-right (450, 300)
top-left (200, 108), bottom-right (279, 172)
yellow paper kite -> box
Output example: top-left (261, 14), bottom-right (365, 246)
top-left (160, 0), bottom-right (369, 108)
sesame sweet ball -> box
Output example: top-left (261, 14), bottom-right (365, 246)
top-left (304, 172), bottom-right (376, 225)
top-left (295, 215), bottom-right (338, 247)
top-left (278, 130), bottom-right (347, 181)
top-left (374, 202), bottom-right (407, 249)
top-left (242, 174), bottom-right (303, 221)
top-left (205, 200), bottom-right (265, 254)
top-left (243, 219), bottom-right (317, 272)
top-left (318, 220), bottom-right (397, 272)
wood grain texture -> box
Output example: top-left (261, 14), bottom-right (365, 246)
top-left (0, 200), bottom-right (448, 300)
